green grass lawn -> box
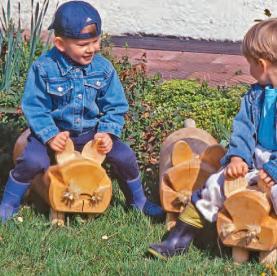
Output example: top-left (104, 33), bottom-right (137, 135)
top-left (0, 183), bottom-right (267, 275)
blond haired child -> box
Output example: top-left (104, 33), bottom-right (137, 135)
top-left (149, 18), bottom-right (277, 259)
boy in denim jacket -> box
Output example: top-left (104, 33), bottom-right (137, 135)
top-left (0, 1), bottom-right (164, 223)
top-left (148, 18), bottom-right (277, 259)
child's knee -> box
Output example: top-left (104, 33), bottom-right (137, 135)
top-left (116, 147), bottom-right (137, 167)
top-left (13, 154), bottom-right (50, 182)
top-left (110, 147), bottom-right (139, 181)
top-left (27, 153), bottom-right (49, 171)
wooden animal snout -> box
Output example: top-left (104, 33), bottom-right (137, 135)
top-left (161, 140), bottom-right (225, 213)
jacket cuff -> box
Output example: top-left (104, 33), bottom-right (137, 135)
top-left (36, 126), bottom-right (60, 144)
top-left (263, 162), bottom-right (277, 183)
top-left (221, 149), bottom-right (252, 168)
top-left (97, 122), bottom-right (122, 138)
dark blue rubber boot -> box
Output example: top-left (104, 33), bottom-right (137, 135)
top-left (0, 171), bottom-right (31, 223)
top-left (126, 176), bottom-right (165, 219)
top-left (148, 220), bottom-right (199, 259)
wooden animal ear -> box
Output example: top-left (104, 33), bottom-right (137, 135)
top-left (200, 144), bottom-right (226, 170)
top-left (82, 139), bottom-right (106, 164)
top-left (224, 177), bottom-right (248, 198)
top-left (56, 138), bottom-right (80, 165)
top-left (171, 140), bottom-right (193, 166)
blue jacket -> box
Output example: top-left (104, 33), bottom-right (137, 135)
top-left (22, 47), bottom-right (128, 144)
top-left (221, 83), bottom-right (277, 182)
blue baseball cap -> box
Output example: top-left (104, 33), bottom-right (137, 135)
top-left (48, 1), bottom-right (101, 39)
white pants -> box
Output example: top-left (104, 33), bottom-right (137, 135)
top-left (195, 145), bottom-right (275, 222)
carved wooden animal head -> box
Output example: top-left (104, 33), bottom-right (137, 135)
top-left (217, 189), bottom-right (277, 252)
top-left (159, 127), bottom-right (226, 213)
top-left (47, 159), bottom-right (112, 213)
top-left (45, 138), bottom-right (112, 213)
top-left (13, 129), bottom-right (112, 214)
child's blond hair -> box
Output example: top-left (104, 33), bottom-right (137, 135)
top-left (242, 18), bottom-right (277, 63)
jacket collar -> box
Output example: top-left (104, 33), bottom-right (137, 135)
top-left (249, 83), bottom-right (264, 100)
top-left (51, 47), bottom-right (90, 76)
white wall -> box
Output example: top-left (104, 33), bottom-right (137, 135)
top-left (3, 0), bottom-right (277, 41)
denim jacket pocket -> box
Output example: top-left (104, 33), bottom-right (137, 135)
top-left (83, 77), bottom-right (107, 103)
top-left (46, 78), bottom-right (73, 108)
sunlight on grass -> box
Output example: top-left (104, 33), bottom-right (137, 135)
top-left (0, 183), bottom-right (266, 275)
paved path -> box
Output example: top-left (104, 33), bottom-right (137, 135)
top-left (112, 47), bottom-right (255, 86)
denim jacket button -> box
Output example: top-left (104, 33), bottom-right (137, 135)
top-left (57, 86), bottom-right (64, 92)
top-left (96, 81), bottom-right (101, 87)
top-left (75, 118), bottom-right (81, 123)
top-left (77, 94), bottom-right (82, 99)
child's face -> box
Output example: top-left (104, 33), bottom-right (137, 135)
top-left (55, 36), bottom-right (101, 65)
top-left (247, 57), bottom-right (270, 86)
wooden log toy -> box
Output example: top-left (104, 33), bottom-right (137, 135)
top-left (13, 129), bottom-right (112, 226)
top-left (217, 178), bottom-right (277, 265)
top-left (159, 119), bottom-right (226, 229)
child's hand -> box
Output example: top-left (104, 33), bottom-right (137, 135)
top-left (259, 169), bottom-right (275, 188)
top-left (47, 131), bottom-right (70, 152)
top-left (224, 156), bottom-right (249, 179)
top-left (94, 132), bottom-right (113, 154)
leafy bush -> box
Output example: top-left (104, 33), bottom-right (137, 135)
top-left (145, 80), bottom-right (247, 141)
top-left (121, 75), bottom-right (248, 188)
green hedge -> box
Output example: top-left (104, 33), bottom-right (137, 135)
top-left (122, 77), bottom-right (248, 188)
top-left (145, 80), bottom-right (246, 141)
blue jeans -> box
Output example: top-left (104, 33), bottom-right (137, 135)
top-left (12, 129), bottom-right (139, 184)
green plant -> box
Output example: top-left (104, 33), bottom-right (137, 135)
top-left (0, 1), bottom-right (23, 92)
top-left (121, 78), bottom-right (248, 191)
top-left (27, 0), bottom-right (50, 68)
top-left (0, 0), bottom-right (50, 104)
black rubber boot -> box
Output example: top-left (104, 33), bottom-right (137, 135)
top-left (148, 219), bottom-right (199, 259)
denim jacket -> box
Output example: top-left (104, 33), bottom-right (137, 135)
top-left (221, 83), bottom-right (277, 182)
top-left (22, 47), bottom-right (128, 144)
